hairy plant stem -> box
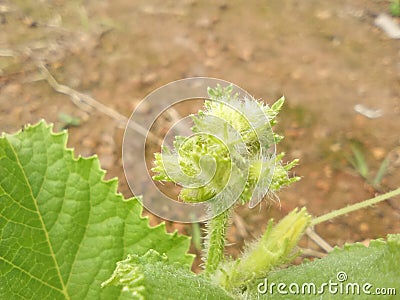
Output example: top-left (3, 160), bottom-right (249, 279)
top-left (204, 208), bottom-right (231, 275)
top-left (311, 187), bottom-right (400, 226)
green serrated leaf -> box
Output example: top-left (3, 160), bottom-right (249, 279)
top-left (102, 249), bottom-right (234, 300)
top-left (245, 235), bottom-right (400, 299)
top-left (0, 121), bottom-right (193, 299)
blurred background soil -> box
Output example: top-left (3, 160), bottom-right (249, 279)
top-left (1, 0), bottom-right (399, 271)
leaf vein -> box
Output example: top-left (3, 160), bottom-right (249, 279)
top-left (0, 256), bottom-right (63, 293)
top-left (6, 136), bottom-right (71, 300)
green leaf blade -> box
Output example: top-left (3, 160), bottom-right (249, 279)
top-left (0, 121), bottom-right (193, 299)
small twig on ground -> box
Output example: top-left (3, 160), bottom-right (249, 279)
top-left (37, 63), bottom-right (161, 145)
top-left (298, 247), bottom-right (327, 259)
top-left (232, 214), bottom-right (249, 239)
top-left (165, 107), bottom-right (193, 137)
top-left (0, 49), bottom-right (18, 57)
top-left (305, 227), bottom-right (334, 253)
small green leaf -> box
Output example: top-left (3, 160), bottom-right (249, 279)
top-left (246, 234), bottom-right (400, 299)
top-left (390, 0), bottom-right (400, 17)
top-left (102, 250), bottom-right (234, 300)
top-left (271, 96), bottom-right (285, 113)
top-left (349, 145), bottom-right (369, 179)
top-left (373, 156), bottom-right (390, 188)
top-left (0, 121), bottom-right (193, 299)
top-left (58, 112), bottom-right (81, 128)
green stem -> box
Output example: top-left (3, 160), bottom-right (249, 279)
top-left (204, 209), bottom-right (231, 275)
top-left (311, 187), bottom-right (400, 226)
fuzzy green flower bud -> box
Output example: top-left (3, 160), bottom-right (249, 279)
top-left (152, 85), bottom-right (298, 208)
top-left (214, 207), bottom-right (311, 291)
